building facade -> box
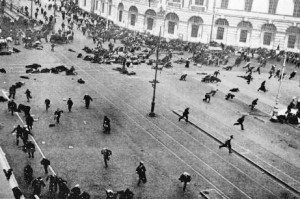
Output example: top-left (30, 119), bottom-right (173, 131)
top-left (78, 0), bottom-right (300, 52)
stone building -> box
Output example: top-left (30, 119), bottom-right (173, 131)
top-left (78, 0), bottom-right (300, 52)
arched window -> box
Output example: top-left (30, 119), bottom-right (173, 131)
top-left (145, 9), bottom-right (156, 30)
top-left (188, 16), bottom-right (203, 38)
top-left (237, 21), bottom-right (252, 43)
top-left (286, 26), bottom-right (300, 48)
top-left (215, 18), bottom-right (229, 40)
top-left (118, 3), bottom-right (124, 22)
top-left (261, 24), bottom-right (277, 46)
top-left (129, 6), bottom-right (138, 26)
top-left (165, 13), bottom-right (179, 34)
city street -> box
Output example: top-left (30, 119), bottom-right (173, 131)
top-left (0, 1), bottom-right (300, 198)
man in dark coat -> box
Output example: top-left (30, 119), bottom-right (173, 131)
top-left (8, 100), bottom-right (17, 115)
top-left (25, 141), bottom-right (35, 158)
top-left (46, 175), bottom-right (58, 197)
top-left (40, 158), bottom-right (50, 174)
top-left (25, 115), bottom-right (34, 131)
top-left (45, 98), bottom-right (50, 111)
top-left (11, 125), bottom-right (23, 145)
top-left (67, 98), bottom-right (73, 112)
top-left (257, 80), bottom-right (267, 92)
top-left (136, 161), bottom-right (147, 186)
top-left (25, 89), bottom-right (32, 102)
top-left (24, 165), bottom-right (33, 184)
top-left (101, 148), bottom-right (112, 168)
top-left (32, 177), bottom-right (46, 197)
top-left (249, 98), bottom-right (258, 110)
top-left (103, 116), bottom-right (111, 132)
top-left (83, 94), bottom-right (93, 109)
top-left (179, 172), bottom-right (191, 192)
top-left (8, 85), bottom-right (16, 99)
top-left (233, 115), bottom-right (245, 130)
top-left (178, 108), bottom-right (189, 122)
top-left (219, 135), bottom-right (233, 153)
top-left (54, 108), bottom-right (63, 124)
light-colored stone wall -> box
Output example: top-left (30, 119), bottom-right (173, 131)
top-left (78, 0), bottom-right (300, 51)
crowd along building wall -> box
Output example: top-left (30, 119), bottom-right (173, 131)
top-left (78, 0), bottom-right (300, 52)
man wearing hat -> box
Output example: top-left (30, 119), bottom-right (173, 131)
top-left (219, 135), bottom-right (234, 153)
top-left (40, 158), bottom-right (51, 174)
top-left (179, 172), bottom-right (191, 192)
top-left (136, 161), bottom-right (147, 186)
top-left (54, 108), bottom-right (63, 124)
top-left (45, 98), bottom-right (50, 111)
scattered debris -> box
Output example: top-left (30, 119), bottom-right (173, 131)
top-left (20, 76), bottom-right (30, 79)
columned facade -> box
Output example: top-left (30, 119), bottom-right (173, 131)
top-left (80, 0), bottom-right (300, 52)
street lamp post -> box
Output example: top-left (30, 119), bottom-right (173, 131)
top-left (30, 0), bottom-right (33, 18)
top-left (53, 0), bottom-right (56, 31)
top-left (149, 27), bottom-right (161, 117)
top-left (105, 0), bottom-right (108, 30)
top-left (209, 0), bottom-right (216, 43)
top-left (271, 53), bottom-right (287, 119)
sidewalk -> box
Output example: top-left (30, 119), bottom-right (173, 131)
top-left (0, 147), bottom-right (21, 199)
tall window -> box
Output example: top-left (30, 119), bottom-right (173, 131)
top-left (195, 0), bottom-right (204, 5)
top-left (102, 3), bottom-right (105, 13)
top-left (263, 32), bottom-right (272, 45)
top-left (147, 18), bottom-right (154, 30)
top-left (191, 25), bottom-right (199, 37)
top-left (288, 35), bottom-right (296, 48)
top-left (168, 21), bottom-right (176, 34)
top-left (130, 14), bottom-right (136, 26)
top-left (95, 1), bottom-right (98, 9)
top-left (119, 10), bottom-right (122, 22)
top-left (244, 0), bottom-right (253, 11)
top-left (217, 27), bottom-right (225, 40)
top-left (240, 30), bottom-right (248, 42)
top-left (221, 0), bottom-right (229, 9)
top-left (294, 0), bottom-right (300, 17)
top-left (268, 0), bottom-right (278, 14)
top-left (109, 5), bottom-right (112, 15)
top-left (84, 0), bottom-right (86, 6)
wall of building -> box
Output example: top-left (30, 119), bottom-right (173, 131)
top-left (78, 0), bottom-right (300, 52)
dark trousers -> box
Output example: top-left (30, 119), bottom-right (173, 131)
top-left (219, 143), bottom-right (232, 153)
top-left (85, 102), bottom-right (90, 109)
top-left (137, 174), bottom-right (147, 186)
top-left (9, 92), bottom-right (15, 99)
top-left (203, 95), bottom-right (210, 103)
top-left (183, 181), bottom-right (187, 191)
top-left (43, 165), bottom-right (48, 174)
top-left (104, 157), bottom-right (108, 168)
top-left (46, 104), bottom-right (50, 111)
top-left (56, 116), bottom-right (60, 123)
top-left (68, 105), bottom-right (72, 112)
top-left (179, 114), bottom-right (188, 122)
top-left (234, 122), bottom-right (244, 130)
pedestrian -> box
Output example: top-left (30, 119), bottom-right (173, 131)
top-left (69, 184), bottom-right (81, 199)
top-left (136, 161), bottom-right (147, 186)
top-left (213, 70), bottom-right (220, 77)
top-left (101, 148), bottom-right (112, 168)
top-left (67, 98), bottom-right (73, 112)
top-left (57, 177), bottom-right (69, 199)
top-left (179, 74), bottom-right (187, 81)
top-left (178, 172), bottom-right (191, 192)
top-left (257, 80), bottom-right (267, 92)
top-left (253, 64), bottom-right (261, 74)
top-left (54, 108), bottom-right (63, 124)
top-left (249, 98), bottom-right (258, 110)
top-left (24, 165), bottom-right (33, 184)
top-left (233, 115), bottom-right (245, 130)
top-left (45, 98), bottom-right (50, 111)
top-left (8, 99), bottom-right (17, 116)
top-left (124, 188), bottom-right (134, 199)
top-left (31, 177), bottom-right (46, 197)
top-left (40, 158), bottom-right (50, 174)
top-left (21, 126), bottom-right (32, 147)
top-left (219, 135), bottom-right (233, 153)
top-left (289, 71), bottom-right (297, 80)
top-left (8, 85), bottom-right (16, 99)
top-left (83, 94), bottom-right (93, 109)
top-left (103, 116), bottom-right (111, 132)
top-left (11, 125), bottom-right (23, 145)
top-left (178, 108), bottom-right (189, 122)
top-left (25, 141), bottom-right (35, 158)
top-left (51, 43), bottom-right (55, 51)
top-left (25, 115), bottom-right (34, 131)
top-left (225, 93), bottom-right (235, 100)
top-left (46, 175), bottom-right (58, 198)
top-left (25, 89), bottom-right (32, 102)
top-left (185, 60), bottom-right (190, 68)
top-left (274, 68), bottom-right (281, 78)
top-left (203, 93), bottom-right (211, 103)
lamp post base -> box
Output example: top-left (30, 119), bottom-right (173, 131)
top-left (148, 112), bottom-right (156, 117)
